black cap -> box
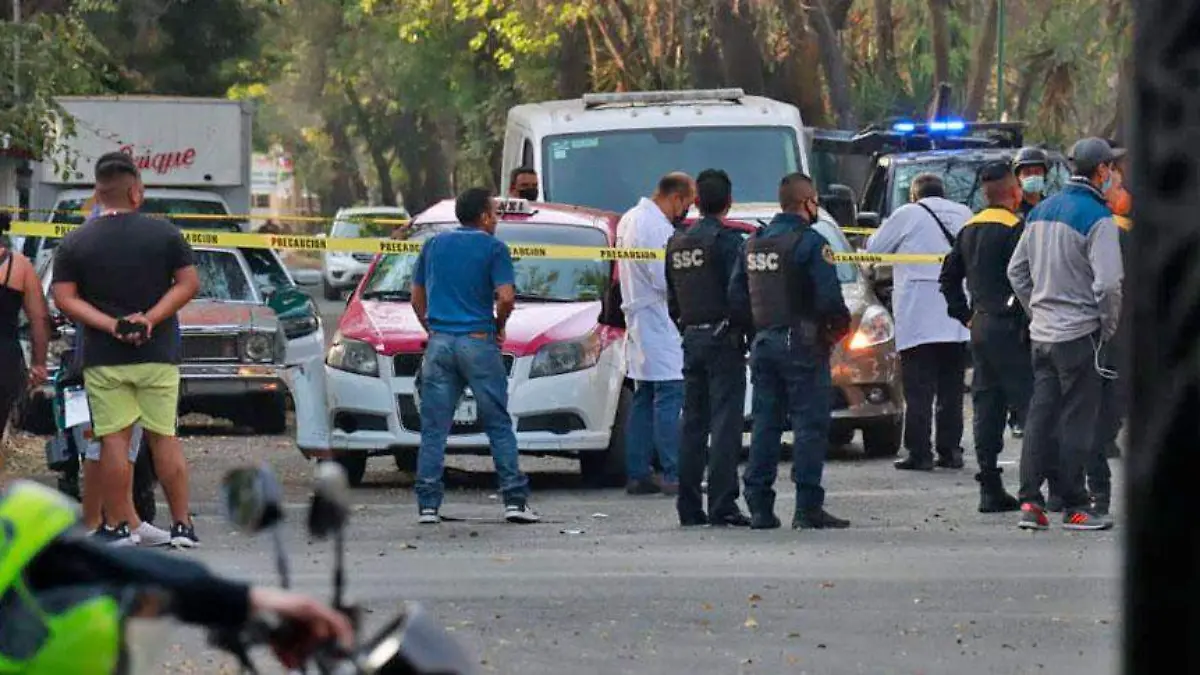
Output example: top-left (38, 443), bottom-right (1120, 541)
top-left (1069, 137), bottom-right (1126, 176)
top-left (94, 151), bottom-right (139, 180)
top-left (979, 161), bottom-right (1012, 183)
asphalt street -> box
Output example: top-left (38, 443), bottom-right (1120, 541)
top-left (0, 288), bottom-right (1105, 673)
top-left (124, 286), bottom-right (1122, 675)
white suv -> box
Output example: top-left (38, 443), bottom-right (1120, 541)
top-left (321, 206), bottom-right (410, 300)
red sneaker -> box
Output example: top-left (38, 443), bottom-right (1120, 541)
top-left (1018, 502), bottom-right (1050, 531)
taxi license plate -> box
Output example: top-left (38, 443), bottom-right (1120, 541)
top-left (453, 398), bottom-right (477, 425)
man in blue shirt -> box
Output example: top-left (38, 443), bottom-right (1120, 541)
top-left (730, 173), bottom-right (852, 530)
top-left (410, 187), bottom-right (537, 525)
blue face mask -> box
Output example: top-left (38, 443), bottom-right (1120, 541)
top-left (1100, 170), bottom-right (1114, 194)
top-left (1020, 175), bottom-right (1046, 195)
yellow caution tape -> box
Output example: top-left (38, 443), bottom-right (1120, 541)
top-left (0, 206), bottom-right (409, 226)
top-left (8, 221), bottom-right (942, 264)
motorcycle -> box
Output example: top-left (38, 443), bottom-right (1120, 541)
top-left (43, 319), bottom-right (158, 524)
top-left (200, 462), bottom-right (478, 675)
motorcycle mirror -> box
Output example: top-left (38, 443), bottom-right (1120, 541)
top-left (308, 461), bottom-right (350, 539)
top-left (220, 466), bottom-right (284, 534)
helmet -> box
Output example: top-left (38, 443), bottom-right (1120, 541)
top-left (1012, 147), bottom-right (1050, 172)
top-left (0, 481), bottom-right (123, 674)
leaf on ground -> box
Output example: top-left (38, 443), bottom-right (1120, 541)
top-left (743, 616), bottom-right (759, 629)
top-left (747, 593), bottom-right (763, 603)
top-left (700, 602), bottom-right (713, 611)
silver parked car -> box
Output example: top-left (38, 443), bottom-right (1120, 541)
top-left (19, 246), bottom-right (290, 434)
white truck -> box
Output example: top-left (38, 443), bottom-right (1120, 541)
top-left (20, 95), bottom-right (253, 266)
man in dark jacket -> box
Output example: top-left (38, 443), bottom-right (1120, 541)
top-left (666, 168), bottom-right (751, 528)
top-left (939, 163), bottom-right (1029, 514)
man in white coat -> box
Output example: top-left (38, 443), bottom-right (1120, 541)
top-left (616, 172), bottom-right (695, 495)
top-left (866, 173), bottom-right (972, 472)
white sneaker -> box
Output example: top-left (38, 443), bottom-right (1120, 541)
top-left (504, 503), bottom-right (540, 524)
top-left (134, 522), bottom-right (172, 547)
top-left (418, 508), bottom-right (441, 525)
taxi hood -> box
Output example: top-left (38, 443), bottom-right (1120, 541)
top-left (339, 299), bottom-right (604, 357)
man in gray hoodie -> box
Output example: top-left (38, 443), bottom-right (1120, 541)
top-left (1007, 137), bottom-right (1124, 532)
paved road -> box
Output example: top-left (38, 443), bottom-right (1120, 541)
top-left (117, 282), bottom-right (1118, 674)
top-left (122, 425), bottom-right (1117, 675)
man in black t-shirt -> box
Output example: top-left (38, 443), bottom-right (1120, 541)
top-left (52, 151), bottom-right (201, 548)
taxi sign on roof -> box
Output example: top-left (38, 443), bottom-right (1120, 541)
top-left (496, 198), bottom-right (535, 216)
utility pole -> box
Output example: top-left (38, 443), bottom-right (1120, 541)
top-left (993, 0), bottom-right (1003, 117)
top-left (12, 0), bottom-right (19, 100)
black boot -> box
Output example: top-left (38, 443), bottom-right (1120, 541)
top-left (936, 448), bottom-right (965, 470)
top-left (976, 471), bottom-right (1020, 513)
top-left (746, 492), bottom-right (780, 530)
top-left (895, 453), bottom-right (935, 471)
top-left (1091, 492), bottom-right (1111, 516)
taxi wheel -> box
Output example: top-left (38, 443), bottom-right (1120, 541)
top-left (133, 443), bottom-right (158, 525)
top-left (581, 388), bottom-right (631, 488)
top-left (862, 418), bottom-right (903, 458)
top-left (829, 427), bottom-right (855, 448)
top-left (333, 454), bottom-right (368, 487)
top-left (394, 449), bottom-right (418, 473)
top-left (322, 279), bottom-right (341, 301)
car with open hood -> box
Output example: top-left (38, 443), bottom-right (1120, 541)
top-left (303, 198), bottom-right (626, 486)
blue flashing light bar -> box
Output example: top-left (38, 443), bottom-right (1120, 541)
top-left (891, 119), bottom-right (967, 134)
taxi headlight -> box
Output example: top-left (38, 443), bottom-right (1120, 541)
top-left (848, 305), bottom-right (894, 350)
top-left (326, 333), bottom-right (379, 377)
top-left (241, 333), bottom-right (275, 363)
top-left (529, 332), bottom-right (601, 379)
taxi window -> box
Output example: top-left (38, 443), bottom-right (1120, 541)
top-left (363, 222), bottom-right (610, 303)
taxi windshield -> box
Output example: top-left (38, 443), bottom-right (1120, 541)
top-left (362, 222), bottom-right (611, 303)
top-left (541, 126), bottom-right (801, 212)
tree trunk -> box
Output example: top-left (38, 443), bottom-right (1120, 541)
top-left (686, 9), bottom-right (725, 88)
top-left (775, 0), bottom-right (829, 127)
top-left (712, 0), bottom-right (766, 94)
top-left (872, 0), bottom-right (899, 84)
top-left (323, 118), bottom-right (366, 212)
top-left (927, 0), bottom-right (951, 91)
top-left (556, 21), bottom-right (591, 98)
top-left (963, 0), bottom-right (1000, 121)
top-left (808, 0), bottom-right (857, 129)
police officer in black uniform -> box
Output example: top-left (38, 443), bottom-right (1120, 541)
top-left (730, 172), bottom-right (852, 530)
top-left (666, 169), bottom-right (752, 527)
top-left (938, 162), bottom-right (1028, 513)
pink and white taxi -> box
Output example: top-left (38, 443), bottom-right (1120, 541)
top-left (295, 199), bottom-right (630, 486)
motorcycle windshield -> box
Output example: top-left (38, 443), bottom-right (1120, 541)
top-left (360, 602), bottom-right (476, 675)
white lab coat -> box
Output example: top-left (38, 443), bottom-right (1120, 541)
top-left (616, 198), bottom-right (683, 381)
top-left (866, 197), bottom-right (971, 352)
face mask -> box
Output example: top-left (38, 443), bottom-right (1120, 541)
top-left (517, 188), bottom-right (538, 201)
top-left (1020, 175), bottom-right (1046, 195)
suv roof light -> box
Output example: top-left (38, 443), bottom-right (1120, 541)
top-left (581, 89), bottom-right (745, 109)
top-left (892, 119), bottom-right (967, 134)
top-left (495, 197), bottom-right (536, 216)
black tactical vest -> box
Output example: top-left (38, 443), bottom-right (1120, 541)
top-left (667, 227), bottom-right (728, 326)
top-left (745, 231), bottom-right (811, 330)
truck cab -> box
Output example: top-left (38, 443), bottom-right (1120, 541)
top-left (501, 89), bottom-right (810, 217)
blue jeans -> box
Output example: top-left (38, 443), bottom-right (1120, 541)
top-left (625, 379), bottom-right (683, 484)
top-left (416, 333), bottom-right (530, 510)
top-left (744, 328), bottom-right (832, 514)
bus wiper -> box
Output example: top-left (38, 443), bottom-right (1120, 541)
top-left (360, 289), bottom-right (411, 301)
top-left (514, 293), bottom-right (577, 303)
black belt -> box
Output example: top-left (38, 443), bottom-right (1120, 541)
top-left (684, 323), bottom-right (718, 330)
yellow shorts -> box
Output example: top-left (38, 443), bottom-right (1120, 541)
top-left (84, 364), bottom-right (180, 438)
